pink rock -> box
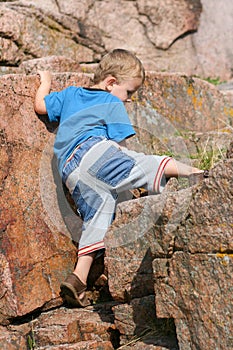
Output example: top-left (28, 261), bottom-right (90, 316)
top-left (20, 56), bottom-right (82, 74)
top-left (137, 0), bottom-right (202, 49)
top-left (1, 1), bottom-right (233, 79)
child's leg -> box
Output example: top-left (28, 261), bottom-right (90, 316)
top-left (61, 141), bottom-right (204, 307)
top-left (61, 172), bottom-right (116, 307)
top-left (73, 252), bottom-right (96, 285)
top-left (72, 252), bottom-right (96, 299)
top-left (164, 159), bottom-right (204, 178)
top-left (60, 252), bottom-right (96, 307)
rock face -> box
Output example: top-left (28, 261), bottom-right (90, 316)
top-left (137, 0), bottom-right (202, 50)
top-left (0, 0), bottom-right (233, 79)
top-left (0, 70), bottom-right (232, 349)
top-left (105, 159), bottom-right (233, 349)
top-left (0, 303), bottom-right (118, 350)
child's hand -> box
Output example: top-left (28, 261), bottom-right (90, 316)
top-left (37, 70), bottom-right (51, 84)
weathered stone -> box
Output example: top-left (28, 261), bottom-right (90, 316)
top-left (174, 160), bottom-right (233, 254)
top-left (0, 4), bottom-right (94, 66)
top-left (20, 56), bottom-right (82, 74)
top-left (105, 188), bottom-right (194, 302)
top-left (41, 342), bottom-right (113, 349)
top-left (138, 73), bottom-right (233, 132)
top-left (113, 296), bottom-right (178, 349)
top-left (192, 0), bottom-right (233, 80)
top-left (0, 324), bottom-right (29, 350)
top-left (121, 344), bottom-right (175, 350)
top-left (105, 159), bottom-right (233, 349)
top-left (218, 81), bottom-right (233, 108)
top-left (226, 141), bottom-right (233, 159)
top-left (31, 305), bottom-right (117, 348)
top-left (0, 37), bottom-right (24, 66)
top-left (137, 0), bottom-right (202, 49)
top-left (154, 252), bottom-right (233, 350)
top-left (0, 303), bottom-right (117, 349)
top-left (107, 166), bottom-right (233, 303)
top-left (1, 0), bottom-right (233, 79)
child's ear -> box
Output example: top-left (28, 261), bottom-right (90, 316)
top-left (105, 76), bottom-right (117, 92)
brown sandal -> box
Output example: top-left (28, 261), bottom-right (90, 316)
top-left (60, 273), bottom-right (91, 307)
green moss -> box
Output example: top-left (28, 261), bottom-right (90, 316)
top-left (204, 77), bottom-right (226, 86)
top-left (193, 75), bottom-right (226, 86)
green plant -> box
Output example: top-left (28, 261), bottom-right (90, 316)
top-left (27, 320), bottom-right (37, 350)
top-left (27, 334), bottom-right (36, 350)
top-left (193, 75), bottom-right (226, 86)
top-left (204, 77), bottom-right (224, 86)
top-left (191, 136), bottom-right (226, 170)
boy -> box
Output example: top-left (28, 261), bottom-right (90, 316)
top-left (34, 48), bottom-right (204, 307)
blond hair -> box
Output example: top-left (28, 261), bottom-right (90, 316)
top-left (93, 49), bottom-right (145, 85)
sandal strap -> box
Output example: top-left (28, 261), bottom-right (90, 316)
top-left (64, 273), bottom-right (87, 295)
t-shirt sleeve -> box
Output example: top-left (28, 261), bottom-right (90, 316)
top-left (44, 88), bottom-right (67, 122)
top-left (105, 101), bottom-right (136, 142)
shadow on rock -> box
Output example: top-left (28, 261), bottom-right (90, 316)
top-left (113, 248), bottom-right (179, 349)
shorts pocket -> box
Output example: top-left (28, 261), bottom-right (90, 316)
top-left (88, 145), bottom-right (135, 187)
top-left (72, 180), bottom-right (103, 222)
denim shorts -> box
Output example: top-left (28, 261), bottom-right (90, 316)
top-left (62, 137), bottom-right (171, 257)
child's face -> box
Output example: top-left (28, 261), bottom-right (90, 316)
top-left (110, 78), bottom-right (142, 102)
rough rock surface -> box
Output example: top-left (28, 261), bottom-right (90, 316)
top-left (113, 296), bottom-right (179, 349)
top-left (0, 70), bottom-right (233, 349)
top-left (20, 56), bottom-right (82, 74)
top-left (0, 303), bottom-right (118, 350)
top-left (137, 0), bottom-right (202, 50)
top-left (0, 0), bottom-right (233, 79)
top-left (105, 160), bottom-right (233, 349)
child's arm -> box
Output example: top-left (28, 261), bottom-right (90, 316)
top-left (34, 71), bottom-right (52, 115)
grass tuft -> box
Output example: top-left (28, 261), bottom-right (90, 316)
top-left (191, 136), bottom-right (226, 170)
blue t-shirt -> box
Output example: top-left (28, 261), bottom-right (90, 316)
top-left (44, 87), bottom-right (136, 175)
